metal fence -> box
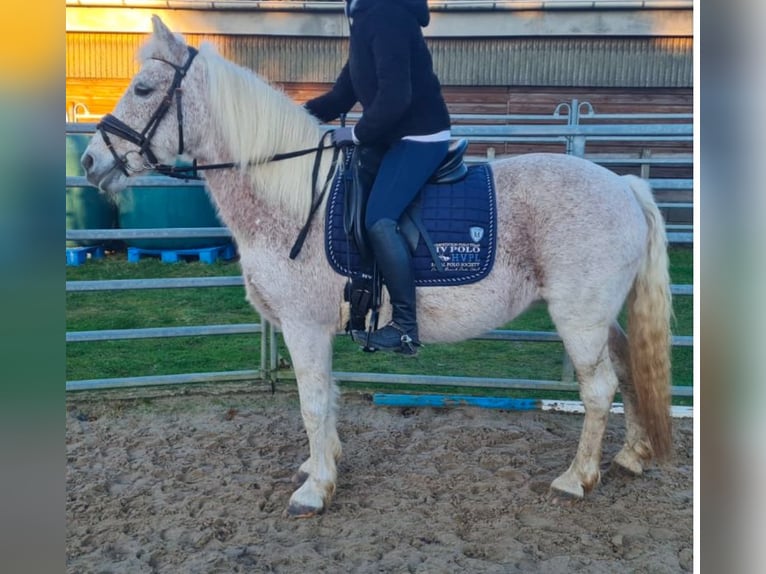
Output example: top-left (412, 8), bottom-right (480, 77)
top-left (65, 101), bottom-right (693, 395)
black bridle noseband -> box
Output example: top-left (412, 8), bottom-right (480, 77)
top-left (96, 44), bottom-right (339, 259)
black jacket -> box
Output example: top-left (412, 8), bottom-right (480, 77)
top-left (304, 0), bottom-right (450, 145)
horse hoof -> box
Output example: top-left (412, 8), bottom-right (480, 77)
top-left (292, 470), bottom-right (310, 487)
top-left (608, 460), bottom-right (642, 478)
top-left (548, 486), bottom-right (583, 506)
top-left (284, 503), bottom-right (323, 519)
top-left (611, 450), bottom-right (644, 476)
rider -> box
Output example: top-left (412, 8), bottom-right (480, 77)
top-left (304, 0), bottom-right (451, 354)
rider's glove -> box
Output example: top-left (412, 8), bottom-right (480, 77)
top-left (331, 126), bottom-right (358, 147)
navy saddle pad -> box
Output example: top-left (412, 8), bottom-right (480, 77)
top-left (325, 163), bottom-right (497, 287)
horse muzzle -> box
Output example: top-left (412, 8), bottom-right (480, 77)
top-left (81, 148), bottom-right (130, 194)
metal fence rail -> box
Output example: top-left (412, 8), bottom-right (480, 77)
top-left (66, 102), bottom-right (694, 393)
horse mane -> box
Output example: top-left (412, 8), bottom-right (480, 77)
top-left (198, 43), bottom-right (326, 219)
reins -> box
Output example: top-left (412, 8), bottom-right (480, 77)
top-left (289, 131), bottom-right (341, 259)
top-left (151, 141), bottom-right (335, 179)
top-left (157, 131), bottom-right (340, 261)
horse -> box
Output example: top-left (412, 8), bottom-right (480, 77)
top-left (81, 16), bottom-right (673, 518)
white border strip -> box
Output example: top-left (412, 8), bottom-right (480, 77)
top-left (541, 399), bottom-right (693, 418)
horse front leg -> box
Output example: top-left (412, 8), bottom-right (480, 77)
top-left (279, 321), bottom-right (341, 518)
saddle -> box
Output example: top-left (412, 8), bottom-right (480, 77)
top-left (344, 138), bottom-right (469, 264)
top-left (326, 138), bottom-right (497, 333)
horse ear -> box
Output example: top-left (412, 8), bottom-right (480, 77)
top-left (151, 15), bottom-right (174, 43)
top-left (150, 15), bottom-right (187, 61)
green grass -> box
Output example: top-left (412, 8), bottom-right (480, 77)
top-left (66, 246), bottom-right (694, 401)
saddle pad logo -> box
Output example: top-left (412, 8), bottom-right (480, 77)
top-left (469, 226), bottom-right (484, 243)
top-left (435, 242), bottom-right (483, 272)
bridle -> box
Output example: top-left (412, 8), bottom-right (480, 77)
top-left (97, 45), bottom-right (334, 178)
top-left (98, 46), bottom-right (199, 177)
top-left (96, 44), bottom-right (339, 259)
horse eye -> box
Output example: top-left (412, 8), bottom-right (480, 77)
top-left (134, 83), bottom-right (154, 97)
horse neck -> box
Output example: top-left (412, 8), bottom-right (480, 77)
top-left (196, 49), bottom-right (332, 227)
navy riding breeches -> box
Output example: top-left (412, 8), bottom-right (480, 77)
top-left (364, 139), bottom-right (449, 230)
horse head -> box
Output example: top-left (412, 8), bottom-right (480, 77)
top-left (81, 16), bottom-right (205, 193)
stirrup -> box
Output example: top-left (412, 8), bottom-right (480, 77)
top-left (395, 332), bottom-right (420, 356)
top-left (352, 321), bottom-right (420, 356)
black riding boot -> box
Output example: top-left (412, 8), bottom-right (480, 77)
top-left (352, 218), bottom-right (420, 355)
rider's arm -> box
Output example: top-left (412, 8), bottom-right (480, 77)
top-left (304, 62), bottom-right (357, 123)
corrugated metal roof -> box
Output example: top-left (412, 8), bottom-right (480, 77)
top-left (66, 33), bottom-right (692, 87)
top-left (65, 0), bottom-right (694, 11)
top-left (66, 3), bottom-right (693, 37)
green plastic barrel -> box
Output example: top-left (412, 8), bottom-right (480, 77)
top-left (66, 134), bottom-right (117, 247)
top-left (118, 170), bottom-right (227, 250)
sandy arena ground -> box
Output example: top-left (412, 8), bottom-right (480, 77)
top-left (66, 386), bottom-right (693, 573)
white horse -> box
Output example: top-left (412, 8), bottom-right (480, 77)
top-left (81, 17), bottom-right (673, 518)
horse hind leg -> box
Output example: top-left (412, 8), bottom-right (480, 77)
top-left (608, 322), bottom-right (653, 475)
top-left (548, 320), bottom-right (618, 500)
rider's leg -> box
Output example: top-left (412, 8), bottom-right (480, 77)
top-left (353, 138), bottom-right (449, 353)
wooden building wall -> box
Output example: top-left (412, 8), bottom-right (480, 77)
top-left (66, 31), bottom-right (692, 118)
top-left (66, 31), bottom-right (692, 179)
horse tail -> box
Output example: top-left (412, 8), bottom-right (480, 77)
top-left (624, 175), bottom-right (673, 460)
